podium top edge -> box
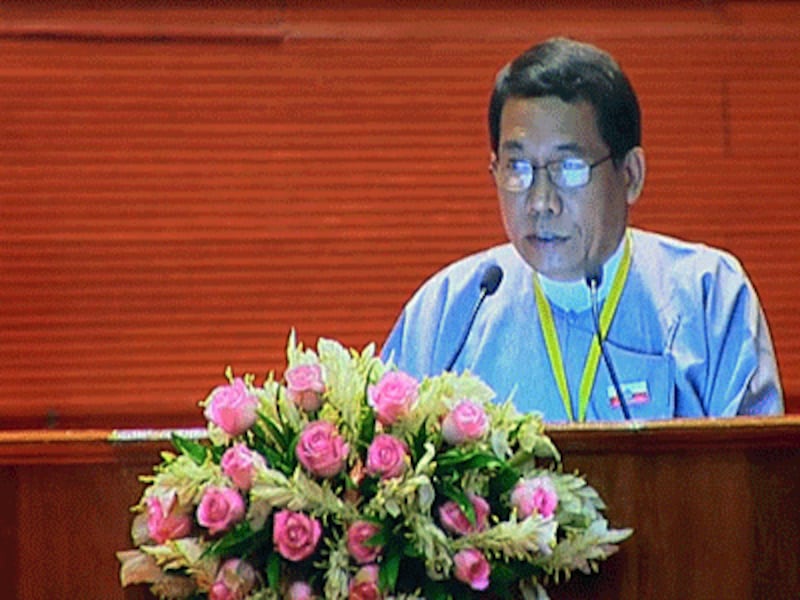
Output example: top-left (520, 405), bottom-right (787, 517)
top-left (1, 416), bottom-right (799, 444)
top-left (545, 415), bottom-right (800, 452)
top-left (0, 416), bottom-right (798, 463)
top-left (546, 414), bottom-right (800, 433)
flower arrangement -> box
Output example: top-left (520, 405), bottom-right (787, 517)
top-left (118, 332), bottom-right (631, 599)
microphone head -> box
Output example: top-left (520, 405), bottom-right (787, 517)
top-left (480, 265), bottom-right (503, 295)
top-left (585, 265), bottom-right (603, 288)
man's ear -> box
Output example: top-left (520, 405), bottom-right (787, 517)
top-left (488, 152), bottom-right (498, 181)
top-left (623, 146), bottom-right (646, 206)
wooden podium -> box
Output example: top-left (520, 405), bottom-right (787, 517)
top-left (547, 417), bottom-right (800, 599)
top-left (1, 417), bottom-right (798, 599)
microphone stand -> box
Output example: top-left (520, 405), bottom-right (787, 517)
top-left (587, 275), bottom-right (632, 420)
top-left (445, 288), bottom-right (489, 372)
top-left (444, 266), bottom-right (503, 372)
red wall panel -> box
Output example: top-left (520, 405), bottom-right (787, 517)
top-left (1, 1), bottom-right (799, 427)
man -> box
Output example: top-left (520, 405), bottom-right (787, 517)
top-left (381, 37), bottom-right (783, 422)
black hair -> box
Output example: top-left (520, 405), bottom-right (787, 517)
top-left (488, 37), bottom-right (641, 161)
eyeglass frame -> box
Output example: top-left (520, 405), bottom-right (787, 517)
top-left (490, 154), bottom-right (614, 192)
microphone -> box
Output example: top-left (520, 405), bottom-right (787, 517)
top-left (444, 265), bottom-right (503, 372)
top-left (585, 267), bottom-right (632, 420)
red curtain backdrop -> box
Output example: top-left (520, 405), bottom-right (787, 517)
top-left (2, 1), bottom-right (799, 428)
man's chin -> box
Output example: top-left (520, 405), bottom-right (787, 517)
top-left (533, 258), bottom-right (587, 282)
top-left (514, 244), bottom-right (582, 281)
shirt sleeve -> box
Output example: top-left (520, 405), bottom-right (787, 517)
top-left (700, 255), bottom-right (783, 416)
top-left (380, 272), bottom-right (453, 379)
top-left (381, 255), bottom-right (500, 380)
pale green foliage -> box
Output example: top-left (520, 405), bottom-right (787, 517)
top-left (248, 467), bottom-right (295, 508)
top-left (120, 332), bottom-right (633, 600)
top-left (139, 454), bottom-right (225, 508)
top-left (149, 575), bottom-right (196, 600)
top-left (399, 370), bottom-right (496, 439)
top-left (285, 328), bottom-right (317, 367)
top-left (245, 498), bottom-right (271, 532)
top-left (317, 337), bottom-right (372, 443)
top-left (485, 399), bottom-right (522, 459)
top-left (290, 469), bottom-right (358, 521)
top-left (206, 422), bottom-right (230, 447)
top-left (515, 412), bottom-right (560, 461)
top-left (519, 580), bottom-right (552, 600)
top-left (254, 374), bottom-right (281, 422)
top-left (406, 512), bottom-right (454, 580)
top-left (274, 385), bottom-right (304, 436)
top-left (140, 538), bottom-right (219, 589)
top-left (243, 590), bottom-right (280, 600)
top-left (551, 471), bottom-right (606, 526)
top-left (362, 441), bottom-right (437, 521)
top-left (536, 519), bottom-right (633, 582)
top-left (250, 467), bottom-right (358, 521)
top-left (322, 535), bottom-right (350, 600)
top-left (453, 515), bottom-right (558, 561)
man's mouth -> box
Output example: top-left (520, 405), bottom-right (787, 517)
top-left (529, 232), bottom-right (568, 244)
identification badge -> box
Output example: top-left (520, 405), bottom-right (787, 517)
top-left (607, 381), bottom-right (650, 408)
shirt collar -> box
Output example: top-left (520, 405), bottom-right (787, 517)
top-left (537, 237), bottom-right (626, 313)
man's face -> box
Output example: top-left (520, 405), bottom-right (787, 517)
top-left (493, 96), bottom-right (640, 281)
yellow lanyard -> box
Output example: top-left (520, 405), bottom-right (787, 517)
top-left (531, 232), bottom-right (632, 422)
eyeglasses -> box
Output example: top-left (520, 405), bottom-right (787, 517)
top-left (492, 154), bottom-right (613, 192)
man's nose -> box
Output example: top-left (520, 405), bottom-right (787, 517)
top-left (526, 170), bottom-right (562, 215)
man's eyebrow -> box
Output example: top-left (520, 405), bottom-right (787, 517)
top-left (499, 140), bottom-right (589, 154)
top-left (553, 142), bottom-right (586, 153)
top-left (500, 140), bottom-right (525, 152)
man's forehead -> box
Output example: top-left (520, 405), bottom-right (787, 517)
top-left (498, 97), bottom-right (602, 152)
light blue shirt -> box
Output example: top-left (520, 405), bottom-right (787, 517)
top-left (381, 229), bottom-right (783, 422)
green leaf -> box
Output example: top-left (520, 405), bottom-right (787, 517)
top-left (250, 421), bottom-right (269, 447)
top-left (490, 560), bottom-right (536, 587)
top-left (365, 521), bottom-right (390, 547)
top-left (206, 522), bottom-right (255, 556)
top-left (440, 479), bottom-right (476, 525)
top-left (422, 579), bottom-right (451, 600)
top-left (253, 415), bottom-right (299, 476)
top-left (410, 420), bottom-right (432, 463)
top-left (379, 550), bottom-right (401, 592)
top-left (204, 521), bottom-right (266, 558)
top-left (490, 463), bottom-right (522, 498)
top-left (359, 475), bottom-right (379, 499)
top-left (357, 406), bottom-right (376, 450)
top-left (171, 434), bottom-right (209, 466)
top-left (266, 551), bottom-right (281, 591)
top-left (436, 448), bottom-right (504, 474)
top-left (259, 412), bottom-right (292, 451)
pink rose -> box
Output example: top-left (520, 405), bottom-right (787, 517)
top-left (441, 400), bottom-right (488, 445)
top-left (204, 378), bottom-right (259, 436)
top-left (145, 491), bottom-right (192, 544)
top-left (287, 581), bottom-right (316, 600)
top-left (365, 434), bottom-right (408, 480)
top-left (453, 548), bottom-right (491, 591)
top-left (196, 486), bottom-right (246, 535)
top-left (209, 582), bottom-right (237, 600)
top-left (273, 509), bottom-right (322, 562)
top-left (511, 476), bottom-right (559, 519)
top-left (347, 520), bottom-right (383, 564)
top-left (367, 371), bottom-right (418, 425)
top-left (296, 420), bottom-right (349, 478)
top-left (438, 493), bottom-right (490, 536)
top-left (221, 443), bottom-right (266, 490)
top-left (348, 564), bottom-right (382, 600)
top-left (209, 559), bottom-right (256, 600)
top-left (285, 364), bottom-right (326, 411)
